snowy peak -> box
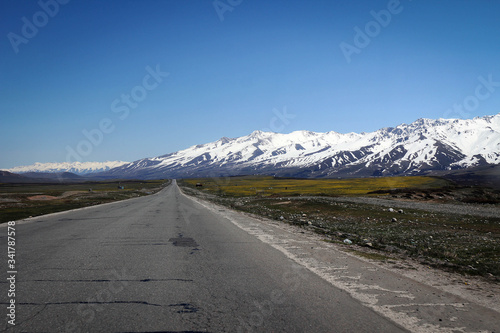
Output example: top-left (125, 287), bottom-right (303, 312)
top-left (13, 113), bottom-right (499, 180)
top-left (5, 161), bottom-right (129, 175)
top-left (96, 113), bottom-right (500, 179)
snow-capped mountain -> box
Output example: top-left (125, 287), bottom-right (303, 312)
top-left (98, 113), bottom-right (500, 179)
top-left (5, 161), bottom-right (129, 175)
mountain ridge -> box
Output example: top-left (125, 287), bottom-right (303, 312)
top-left (4, 161), bottom-right (129, 175)
top-left (5, 114), bottom-right (499, 180)
top-left (98, 113), bottom-right (500, 179)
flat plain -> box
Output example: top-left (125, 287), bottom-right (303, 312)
top-left (0, 180), bottom-right (168, 223)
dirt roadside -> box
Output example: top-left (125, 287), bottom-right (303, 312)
top-left (325, 196), bottom-right (500, 219)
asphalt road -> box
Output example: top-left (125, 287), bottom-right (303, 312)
top-left (0, 181), bottom-right (406, 332)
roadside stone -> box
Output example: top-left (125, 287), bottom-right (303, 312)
top-left (343, 239), bottom-right (353, 245)
top-left (392, 217), bottom-right (398, 222)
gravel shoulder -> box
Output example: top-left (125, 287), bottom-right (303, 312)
top-left (327, 196), bottom-right (500, 218)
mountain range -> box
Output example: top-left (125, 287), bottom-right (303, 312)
top-left (5, 161), bottom-right (128, 175)
top-left (98, 113), bottom-right (500, 179)
top-left (4, 114), bottom-right (500, 180)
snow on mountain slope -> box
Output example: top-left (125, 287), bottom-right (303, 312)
top-left (85, 113), bottom-right (500, 179)
top-left (5, 161), bottom-right (129, 175)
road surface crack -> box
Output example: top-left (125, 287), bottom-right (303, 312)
top-left (17, 300), bottom-right (162, 307)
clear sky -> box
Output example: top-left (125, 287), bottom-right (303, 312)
top-left (1, 0), bottom-right (500, 168)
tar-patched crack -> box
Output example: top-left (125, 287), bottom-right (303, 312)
top-left (169, 234), bottom-right (199, 248)
top-left (22, 278), bottom-right (194, 283)
top-left (189, 248), bottom-right (200, 255)
top-left (101, 242), bottom-right (171, 246)
top-left (118, 331), bottom-right (210, 333)
top-left (15, 301), bottom-right (162, 307)
top-left (57, 217), bottom-right (119, 221)
top-left (168, 303), bottom-right (199, 313)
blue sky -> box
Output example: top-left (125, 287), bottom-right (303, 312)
top-left (1, 0), bottom-right (500, 168)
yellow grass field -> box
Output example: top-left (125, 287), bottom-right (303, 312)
top-left (180, 175), bottom-right (451, 197)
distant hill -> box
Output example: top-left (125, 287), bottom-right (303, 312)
top-left (22, 172), bottom-right (84, 181)
top-left (440, 164), bottom-right (500, 190)
top-left (0, 171), bottom-right (85, 183)
top-left (0, 171), bottom-right (32, 183)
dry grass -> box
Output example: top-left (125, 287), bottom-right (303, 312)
top-left (181, 175), bottom-right (451, 197)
